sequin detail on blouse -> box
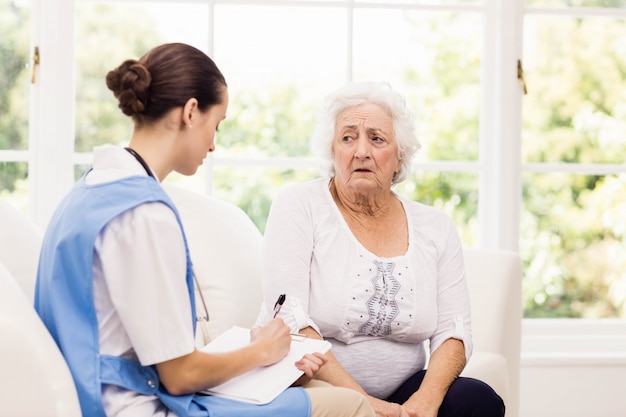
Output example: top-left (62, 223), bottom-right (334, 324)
top-left (358, 260), bottom-right (400, 336)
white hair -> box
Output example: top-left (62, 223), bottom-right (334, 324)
top-left (309, 81), bottom-right (421, 184)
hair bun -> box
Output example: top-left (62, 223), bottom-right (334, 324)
top-left (105, 59), bottom-right (152, 116)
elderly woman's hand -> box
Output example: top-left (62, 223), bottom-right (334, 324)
top-left (402, 392), bottom-right (439, 417)
top-left (366, 395), bottom-right (410, 417)
top-left (292, 352), bottom-right (328, 386)
top-left (401, 405), bottom-right (436, 417)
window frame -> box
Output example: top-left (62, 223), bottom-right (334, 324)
top-left (25, 0), bottom-right (626, 359)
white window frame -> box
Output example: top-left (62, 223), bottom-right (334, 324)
top-left (26, 0), bottom-right (626, 361)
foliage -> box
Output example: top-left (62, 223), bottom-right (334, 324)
top-left (396, 13), bottom-right (481, 247)
top-left (217, 84), bottom-right (317, 158)
top-left (0, 2), bottom-right (29, 191)
top-left (1, 3), bottom-right (625, 318)
top-left (521, 16), bottom-right (626, 317)
top-left (73, 4), bottom-right (162, 152)
top-left (207, 83), bottom-right (321, 231)
top-left (213, 166), bottom-right (319, 233)
top-left (395, 171), bottom-right (479, 246)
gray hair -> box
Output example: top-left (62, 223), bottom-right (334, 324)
top-left (309, 81), bottom-right (421, 184)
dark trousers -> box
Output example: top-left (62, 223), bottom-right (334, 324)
top-left (385, 370), bottom-right (505, 417)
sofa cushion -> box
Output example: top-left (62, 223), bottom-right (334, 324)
top-left (0, 199), bottom-right (43, 301)
top-left (163, 183), bottom-right (264, 344)
top-left (0, 261), bottom-right (81, 416)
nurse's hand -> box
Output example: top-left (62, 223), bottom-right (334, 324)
top-left (249, 318), bottom-right (291, 366)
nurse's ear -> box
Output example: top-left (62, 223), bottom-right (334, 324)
top-left (182, 98), bottom-right (199, 128)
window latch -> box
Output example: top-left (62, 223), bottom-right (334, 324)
top-left (31, 46), bottom-right (40, 84)
top-left (517, 59), bottom-right (528, 95)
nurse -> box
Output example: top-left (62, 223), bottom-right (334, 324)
top-left (34, 42), bottom-right (373, 417)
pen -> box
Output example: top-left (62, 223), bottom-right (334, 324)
top-left (273, 293), bottom-right (286, 318)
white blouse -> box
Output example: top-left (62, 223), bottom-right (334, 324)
top-left (261, 178), bottom-right (472, 398)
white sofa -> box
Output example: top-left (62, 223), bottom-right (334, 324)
top-left (0, 201), bottom-right (81, 417)
top-left (0, 186), bottom-right (522, 417)
top-left (161, 183), bottom-right (264, 344)
top-left (164, 185), bottom-right (523, 417)
top-left (0, 199), bottom-right (43, 301)
top-left (461, 249), bottom-right (522, 417)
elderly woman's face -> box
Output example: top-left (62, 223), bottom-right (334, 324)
top-left (332, 102), bottom-right (402, 194)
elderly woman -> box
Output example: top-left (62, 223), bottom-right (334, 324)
top-left (259, 82), bottom-right (505, 417)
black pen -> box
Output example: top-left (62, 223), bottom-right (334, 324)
top-left (273, 293), bottom-right (286, 318)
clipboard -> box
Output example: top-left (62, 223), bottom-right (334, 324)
top-left (199, 325), bottom-right (331, 404)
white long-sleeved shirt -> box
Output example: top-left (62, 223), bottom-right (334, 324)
top-left (261, 178), bottom-right (472, 398)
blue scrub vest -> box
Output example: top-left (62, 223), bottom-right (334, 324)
top-left (34, 175), bottom-right (310, 417)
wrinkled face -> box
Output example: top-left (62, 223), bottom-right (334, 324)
top-left (332, 102), bottom-right (402, 194)
top-left (177, 88), bottom-right (229, 176)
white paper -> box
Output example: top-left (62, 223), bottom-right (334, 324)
top-left (199, 326), bottom-right (331, 404)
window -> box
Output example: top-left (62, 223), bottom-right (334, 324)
top-left (521, 1), bottom-right (626, 318)
top-left (0, 0), bottom-right (31, 212)
top-left (4, 0), bottom-right (624, 327)
top-left (72, 1), bottom-right (488, 242)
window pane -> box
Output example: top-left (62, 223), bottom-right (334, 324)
top-left (71, 2), bottom-right (479, 256)
top-left (0, 161), bottom-right (29, 210)
top-left (356, 0), bottom-right (483, 5)
top-left (74, 2), bottom-right (210, 152)
top-left (74, 164), bottom-right (91, 182)
top-left (395, 171), bottom-right (479, 246)
top-left (521, 172), bottom-right (626, 318)
top-left (212, 166), bottom-right (319, 233)
top-left (522, 15), bottom-right (626, 164)
top-left (213, 5), bottom-right (347, 159)
top-left (526, 0), bottom-right (626, 7)
top-left (353, 9), bottom-right (482, 162)
top-left (0, 0), bottom-right (30, 151)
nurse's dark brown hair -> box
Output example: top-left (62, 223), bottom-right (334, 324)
top-left (106, 42), bottom-right (227, 127)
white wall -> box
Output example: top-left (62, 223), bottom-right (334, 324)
top-left (519, 319), bottom-right (626, 417)
top-left (521, 363), bottom-right (625, 417)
